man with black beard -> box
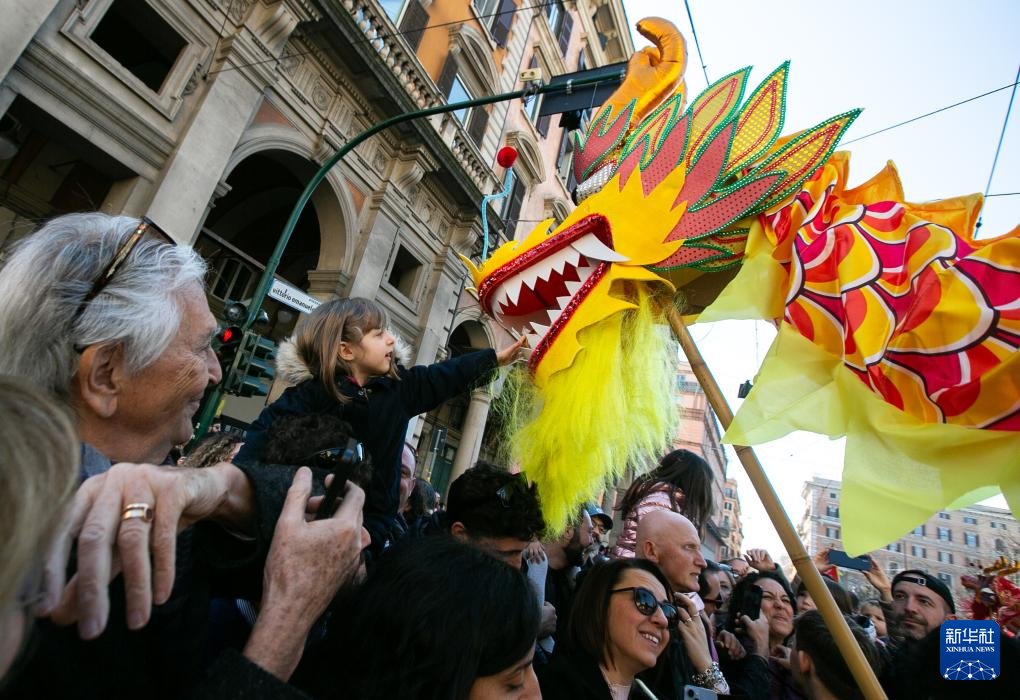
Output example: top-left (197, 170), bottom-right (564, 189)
top-left (542, 508), bottom-right (593, 642)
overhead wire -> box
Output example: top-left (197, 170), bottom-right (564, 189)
top-left (982, 62), bottom-right (1020, 198)
top-left (683, 0), bottom-right (710, 85)
top-left (841, 79), bottom-right (1020, 146)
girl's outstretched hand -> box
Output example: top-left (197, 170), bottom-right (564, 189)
top-left (495, 335), bottom-right (527, 366)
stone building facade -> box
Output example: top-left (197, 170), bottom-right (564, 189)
top-left (0, 0), bottom-right (632, 494)
top-left (672, 359), bottom-right (739, 561)
top-left (799, 476), bottom-right (1020, 604)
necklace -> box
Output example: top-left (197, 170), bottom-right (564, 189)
top-left (599, 666), bottom-right (632, 699)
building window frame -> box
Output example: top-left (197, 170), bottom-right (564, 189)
top-left (60, 0), bottom-right (205, 119)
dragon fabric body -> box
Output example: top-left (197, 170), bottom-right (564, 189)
top-left (464, 19), bottom-right (1019, 545)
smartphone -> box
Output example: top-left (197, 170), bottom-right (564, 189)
top-left (312, 438), bottom-right (364, 520)
top-left (682, 686), bottom-right (719, 699)
top-left (685, 591), bottom-right (706, 614)
top-left (738, 585), bottom-right (763, 621)
top-left (827, 549), bottom-right (873, 571)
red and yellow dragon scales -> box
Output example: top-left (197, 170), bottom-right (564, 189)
top-left (464, 18), bottom-right (1019, 548)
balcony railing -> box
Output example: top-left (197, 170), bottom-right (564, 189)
top-left (341, 0), bottom-right (496, 193)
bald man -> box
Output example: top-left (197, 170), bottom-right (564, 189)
top-left (636, 510), bottom-right (707, 594)
top-left (635, 511), bottom-right (729, 695)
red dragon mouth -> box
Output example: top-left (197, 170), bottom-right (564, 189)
top-left (478, 215), bottom-right (624, 370)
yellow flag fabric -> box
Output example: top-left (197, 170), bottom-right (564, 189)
top-left (708, 154), bottom-right (1020, 551)
top-left (726, 325), bottom-right (1020, 554)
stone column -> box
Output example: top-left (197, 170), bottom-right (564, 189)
top-left (447, 387), bottom-right (493, 490)
top-left (0, 0), bottom-right (59, 84)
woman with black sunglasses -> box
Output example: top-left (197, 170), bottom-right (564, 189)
top-left (538, 559), bottom-right (675, 699)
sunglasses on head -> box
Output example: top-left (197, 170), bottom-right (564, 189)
top-left (72, 217), bottom-right (176, 352)
top-left (302, 442), bottom-right (364, 471)
top-left (494, 473), bottom-right (530, 507)
top-left (612, 586), bottom-right (680, 627)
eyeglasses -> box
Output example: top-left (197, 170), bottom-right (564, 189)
top-left (611, 586), bottom-right (679, 627)
top-left (70, 217), bottom-right (175, 334)
top-left (494, 473), bottom-right (530, 507)
top-left (302, 442), bottom-right (365, 471)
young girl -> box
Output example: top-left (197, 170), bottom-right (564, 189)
top-left (611, 449), bottom-right (715, 559)
top-left (236, 297), bottom-right (523, 550)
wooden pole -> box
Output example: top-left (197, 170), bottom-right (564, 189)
top-left (666, 307), bottom-right (887, 700)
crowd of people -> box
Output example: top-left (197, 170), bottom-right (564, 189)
top-left (0, 212), bottom-right (1017, 699)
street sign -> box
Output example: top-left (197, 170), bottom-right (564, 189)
top-left (268, 277), bottom-right (320, 314)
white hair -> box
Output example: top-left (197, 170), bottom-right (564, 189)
top-left (0, 213), bottom-right (207, 400)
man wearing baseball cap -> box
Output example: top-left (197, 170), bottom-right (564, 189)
top-left (889, 569), bottom-right (956, 642)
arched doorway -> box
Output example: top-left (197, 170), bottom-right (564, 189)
top-left (197, 148), bottom-right (347, 424)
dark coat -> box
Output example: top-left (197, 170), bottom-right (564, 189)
top-left (2, 461), bottom-right (309, 700)
top-left (236, 350), bottom-right (497, 548)
top-left (538, 649), bottom-right (639, 700)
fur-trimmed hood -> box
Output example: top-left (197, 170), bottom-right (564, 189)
top-left (273, 330), bottom-right (414, 387)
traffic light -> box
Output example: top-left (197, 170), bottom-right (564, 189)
top-left (214, 325), bottom-right (243, 374)
top-left (226, 331), bottom-right (277, 397)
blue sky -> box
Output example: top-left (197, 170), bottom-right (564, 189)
top-left (623, 0), bottom-right (1019, 558)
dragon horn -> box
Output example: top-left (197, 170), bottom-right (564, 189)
top-left (603, 17), bottom-right (687, 122)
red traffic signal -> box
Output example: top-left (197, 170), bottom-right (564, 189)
top-left (221, 327), bottom-right (237, 344)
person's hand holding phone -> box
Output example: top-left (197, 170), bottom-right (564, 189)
top-left (674, 592), bottom-right (712, 670)
top-left (248, 467), bottom-right (369, 680)
top-left (741, 612), bottom-right (770, 659)
top-left (862, 555), bottom-right (893, 602)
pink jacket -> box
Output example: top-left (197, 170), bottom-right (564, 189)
top-left (611, 482), bottom-right (686, 558)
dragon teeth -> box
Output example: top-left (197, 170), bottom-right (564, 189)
top-left (572, 233), bottom-right (628, 262)
top-left (564, 280), bottom-right (583, 296)
top-left (529, 321), bottom-right (550, 338)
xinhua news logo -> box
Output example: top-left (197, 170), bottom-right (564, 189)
top-left (939, 620), bottom-right (999, 680)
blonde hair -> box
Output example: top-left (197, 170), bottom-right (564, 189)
top-left (291, 297), bottom-right (398, 402)
top-left (0, 376), bottom-right (79, 614)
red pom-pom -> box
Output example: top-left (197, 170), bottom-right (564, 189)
top-left (497, 146), bottom-right (518, 168)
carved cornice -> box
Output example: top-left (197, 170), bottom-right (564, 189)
top-left (14, 42), bottom-right (175, 173)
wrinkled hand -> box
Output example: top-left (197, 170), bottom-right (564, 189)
top-left (524, 540), bottom-right (547, 565)
top-left (741, 613), bottom-right (771, 658)
top-left (245, 468), bottom-right (368, 680)
top-left (716, 629), bottom-right (746, 661)
top-left (862, 555), bottom-right (892, 601)
top-left (48, 461), bottom-right (251, 639)
top-left (538, 602), bottom-right (557, 638)
top-left (674, 593), bottom-right (711, 669)
top-left (495, 335), bottom-right (527, 366)
top-left (745, 548), bottom-right (776, 572)
top-left (606, 17), bottom-right (687, 120)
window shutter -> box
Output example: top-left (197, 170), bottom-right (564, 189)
top-left (557, 10), bottom-right (573, 56)
top-left (399, 0), bottom-right (429, 52)
top-left (436, 54), bottom-right (458, 97)
top-left (467, 106), bottom-right (489, 146)
top-left (536, 113), bottom-right (551, 138)
top-left (490, 0), bottom-right (515, 48)
top-left (502, 175), bottom-right (525, 225)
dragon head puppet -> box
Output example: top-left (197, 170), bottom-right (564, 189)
top-left (463, 18), bottom-right (1018, 537)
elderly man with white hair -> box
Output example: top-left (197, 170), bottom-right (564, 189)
top-left (0, 213), bottom-right (366, 698)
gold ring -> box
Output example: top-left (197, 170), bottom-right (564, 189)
top-left (121, 503), bottom-right (153, 523)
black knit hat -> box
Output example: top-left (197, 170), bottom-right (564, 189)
top-left (891, 569), bottom-right (956, 613)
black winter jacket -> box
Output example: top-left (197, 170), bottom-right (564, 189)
top-left (235, 350), bottom-right (498, 548)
